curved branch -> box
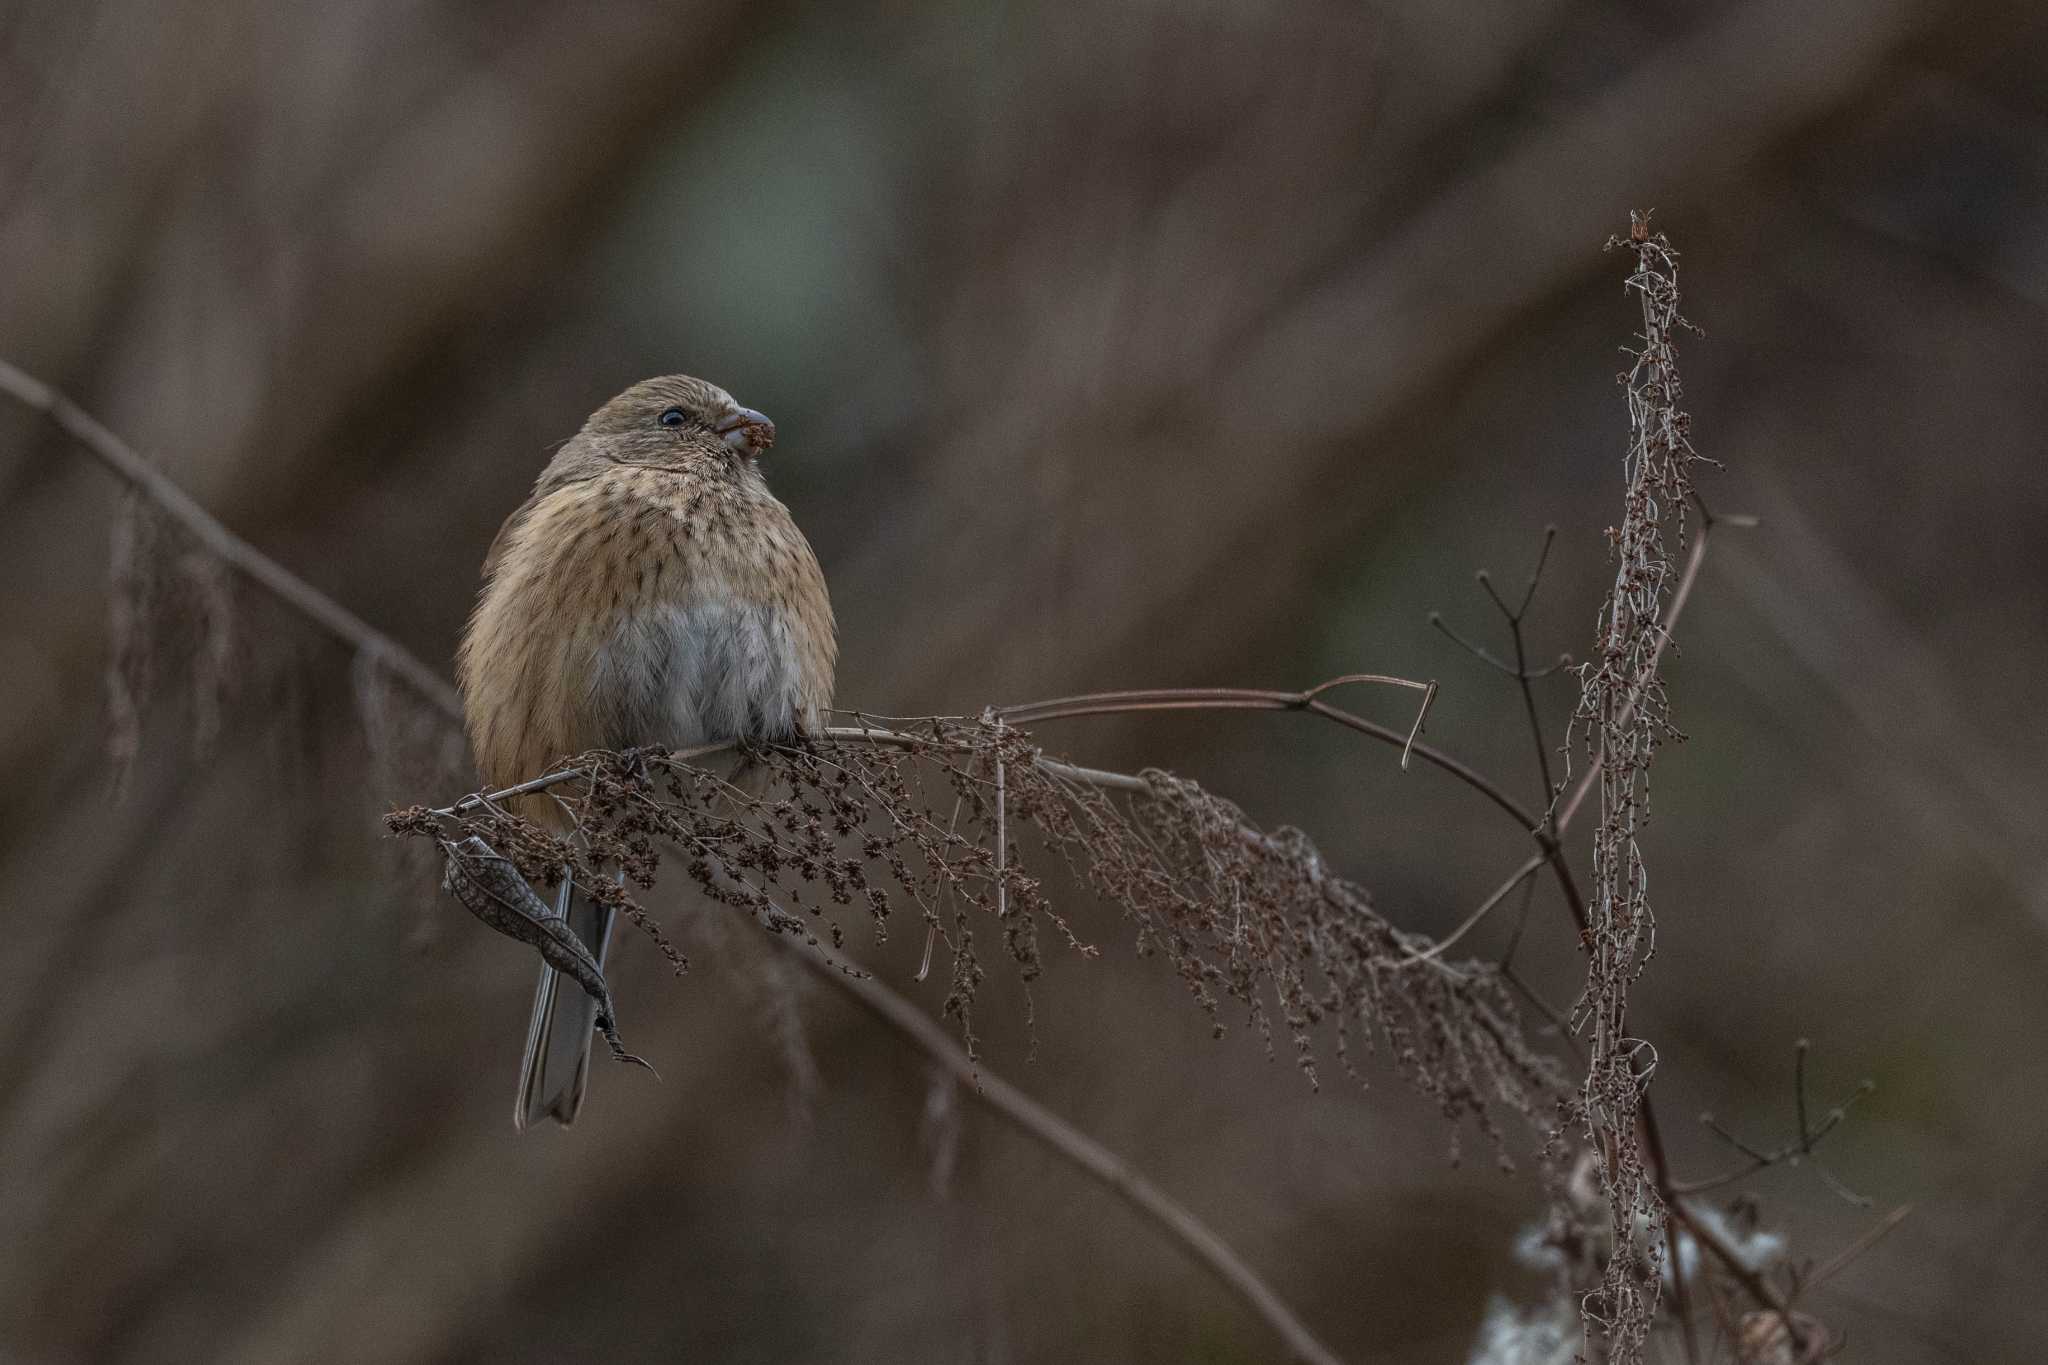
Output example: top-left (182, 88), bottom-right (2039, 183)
top-left (998, 674), bottom-right (1438, 770)
top-left (1401, 853), bottom-right (1544, 965)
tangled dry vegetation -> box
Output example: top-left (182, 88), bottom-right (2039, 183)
top-left (1555, 218), bottom-right (1713, 1359)
top-left (387, 714), bottom-right (1572, 1169)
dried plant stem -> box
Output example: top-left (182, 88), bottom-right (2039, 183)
top-left (1670, 1197), bottom-right (1798, 1324)
top-left (5, 357), bottom-right (1348, 1365)
top-left (999, 675), bottom-right (1438, 769)
top-left (1529, 524), bottom-right (1742, 1359)
top-left (1002, 683), bottom-right (1475, 802)
top-left (1553, 520), bottom-right (1712, 837)
top-left (1476, 536), bottom-right (1733, 1361)
top-left (1642, 1106), bottom-right (1702, 1365)
top-left (1402, 522), bottom-right (1716, 982)
top-left (1403, 856), bottom-right (1544, 965)
top-left (1562, 219), bottom-right (1711, 1361)
top-left (1803, 1204), bottom-right (1910, 1292)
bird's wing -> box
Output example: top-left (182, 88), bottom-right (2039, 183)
top-left (479, 465), bottom-right (607, 582)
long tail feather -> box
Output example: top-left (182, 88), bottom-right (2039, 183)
top-left (514, 869), bottom-right (617, 1129)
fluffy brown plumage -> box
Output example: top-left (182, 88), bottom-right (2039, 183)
top-left (457, 374), bottom-right (836, 1127)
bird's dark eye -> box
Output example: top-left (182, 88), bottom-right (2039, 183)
top-left (658, 407), bottom-right (687, 428)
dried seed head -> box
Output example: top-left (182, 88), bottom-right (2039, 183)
top-left (397, 719), bottom-right (1568, 1162)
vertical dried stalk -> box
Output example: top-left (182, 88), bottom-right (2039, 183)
top-left (1568, 213), bottom-right (1706, 1360)
top-left (105, 488), bottom-right (161, 796)
top-left (179, 549), bottom-right (237, 760)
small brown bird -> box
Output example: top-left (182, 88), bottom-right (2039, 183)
top-left (457, 375), bottom-right (837, 1128)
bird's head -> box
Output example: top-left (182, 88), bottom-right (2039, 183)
top-left (553, 374), bottom-right (777, 484)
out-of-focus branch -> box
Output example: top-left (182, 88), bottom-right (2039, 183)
top-left (0, 358), bottom-right (461, 717)
top-left (1803, 1204), bottom-right (1911, 1293)
top-left (1671, 1197), bottom-right (1801, 1325)
top-left (793, 943), bottom-right (1347, 1365)
top-left (10, 358), bottom-right (1346, 1365)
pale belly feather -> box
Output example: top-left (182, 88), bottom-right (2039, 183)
top-left (582, 598), bottom-right (808, 750)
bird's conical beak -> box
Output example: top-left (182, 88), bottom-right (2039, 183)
top-left (714, 407), bottom-right (776, 457)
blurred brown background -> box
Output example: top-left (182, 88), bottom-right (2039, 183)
top-left (4, 0), bottom-right (2047, 1360)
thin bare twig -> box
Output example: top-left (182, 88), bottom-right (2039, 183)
top-left (1803, 1204), bottom-right (1911, 1293)
top-left (1422, 527), bottom-right (1576, 964)
top-left (1401, 856), bottom-right (1543, 965)
top-left (1676, 1040), bottom-right (1877, 1200)
top-left (997, 684), bottom-right (1556, 862)
top-left (997, 673), bottom-right (1438, 771)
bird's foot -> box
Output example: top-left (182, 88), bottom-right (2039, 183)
top-left (614, 745), bottom-right (660, 781)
